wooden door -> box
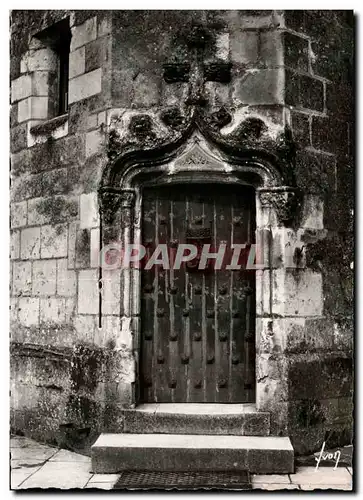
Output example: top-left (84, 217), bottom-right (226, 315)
top-left (140, 184), bottom-right (256, 403)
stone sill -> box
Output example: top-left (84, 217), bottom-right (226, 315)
top-left (29, 113), bottom-right (68, 136)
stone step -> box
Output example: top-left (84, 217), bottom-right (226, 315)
top-left (123, 403), bottom-right (270, 436)
top-left (91, 433), bottom-right (294, 474)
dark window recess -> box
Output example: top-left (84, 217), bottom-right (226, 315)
top-left (34, 18), bottom-right (71, 118)
top-left (57, 37), bottom-right (70, 115)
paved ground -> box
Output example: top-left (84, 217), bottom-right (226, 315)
top-left (10, 436), bottom-right (353, 491)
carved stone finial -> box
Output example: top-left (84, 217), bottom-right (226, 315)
top-left (129, 115), bottom-right (155, 141)
top-left (209, 107), bottom-right (232, 129)
top-left (160, 107), bottom-right (186, 128)
top-left (258, 187), bottom-right (302, 226)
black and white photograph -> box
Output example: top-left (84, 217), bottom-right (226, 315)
top-left (9, 8), bottom-right (354, 491)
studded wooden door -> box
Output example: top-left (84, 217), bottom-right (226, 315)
top-left (140, 184), bottom-right (256, 403)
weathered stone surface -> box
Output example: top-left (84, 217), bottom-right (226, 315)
top-left (18, 297), bottom-right (40, 327)
top-left (233, 69), bottom-right (284, 106)
top-left (78, 269), bottom-right (99, 314)
top-left (123, 405), bottom-right (270, 436)
top-left (11, 202), bottom-right (27, 228)
top-left (40, 224), bottom-right (68, 258)
top-left (285, 70), bottom-right (324, 112)
top-left (69, 68), bottom-right (102, 104)
top-left (71, 16), bottom-right (97, 51)
top-left (20, 227), bottom-right (41, 260)
top-left (18, 97), bottom-right (48, 122)
top-left (12, 261), bottom-right (32, 296)
top-left (80, 192), bottom-right (99, 229)
top-left (91, 433), bottom-right (294, 474)
top-left (11, 74), bottom-right (32, 103)
top-left (57, 259), bottom-right (77, 297)
top-left (32, 259), bottom-right (57, 296)
top-left (69, 46), bottom-right (86, 79)
top-left (10, 230), bottom-right (20, 260)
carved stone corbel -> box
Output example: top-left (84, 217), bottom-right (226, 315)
top-left (258, 187), bottom-right (302, 226)
top-left (99, 188), bottom-right (135, 226)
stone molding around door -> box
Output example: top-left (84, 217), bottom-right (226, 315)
top-left (98, 124), bottom-right (312, 435)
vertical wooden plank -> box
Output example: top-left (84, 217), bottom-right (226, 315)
top-left (215, 191), bottom-right (231, 403)
top-left (203, 196), bottom-right (216, 402)
top-left (154, 191), bottom-right (170, 402)
top-left (140, 193), bottom-right (156, 402)
top-left (230, 193), bottom-right (249, 403)
top-left (244, 192), bottom-right (256, 403)
top-left (188, 192), bottom-right (204, 402)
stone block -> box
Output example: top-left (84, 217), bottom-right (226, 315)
top-left (288, 354), bottom-right (352, 400)
top-left (291, 111), bottom-right (310, 148)
top-left (40, 297), bottom-right (66, 324)
top-left (85, 38), bottom-right (103, 73)
top-left (11, 202), bottom-right (27, 228)
top-left (67, 222), bottom-right (79, 269)
top-left (40, 224), bottom-right (68, 258)
top-left (301, 195), bottom-right (324, 229)
top-left (69, 68), bottom-right (102, 104)
top-left (233, 69), bottom-right (284, 106)
top-left (98, 15), bottom-right (112, 37)
top-left (78, 269), bottom-right (99, 314)
top-left (17, 97), bottom-right (48, 122)
top-left (32, 259), bottom-right (57, 296)
top-left (91, 433), bottom-right (294, 474)
top-left (111, 69), bottom-right (134, 107)
top-left (69, 46), bottom-right (86, 79)
top-left (20, 48), bottom-right (58, 73)
top-left (93, 315), bottom-right (121, 347)
top-left (311, 116), bottom-right (348, 156)
top-left (73, 314), bottom-right (98, 342)
top-left (32, 72), bottom-right (51, 97)
top-left (283, 32), bottom-right (309, 72)
top-left (272, 269), bottom-right (323, 317)
top-left (10, 123), bottom-right (27, 153)
top-left (102, 269), bottom-right (121, 315)
top-left (90, 228), bottom-right (100, 268)
top-left (260, 30), bottom-right (284, 67)
top-left (215, 32), bottom-right (229, 61)
top-left (11, 74), bottom-right (32, 103)
top-left (18, 297), bottom-right (39, 327)
top-left (41, 168), bottom-right (69, 196)
top-left (230, 31), bottom-right (259, 65)
top-left (28, 196), bottom-right (78, 226)
top-left (57, 259), bottom-right (76, 297)
top-left (132, 72), bottom-right (160, 108)
top-left (256, 317), bottom-right (306, 355)
top-left (12, 261), bottom-right (32, 296)
top-left (10, 298), bottom-right (18, 325)
top-left (295, 150), bottom-right (336, 194)
top-left (20, 227), bottom-right (41, 260)
top-left (70, 16), bottom-right (97, 51)
top-left (87, 113), bottom-right (98, 129)
top-left (75, 228), bottom-right (91, 268)
top-left (11, 172), bottom-right (43, 202)
top-left (123, 406), bottom-right (270, 436)
top-left (10, 230), bottom-right (20, 260)
top-left (285, 70), bottom-right (324, 112)
top-left (80, 192), bottom-right (99, 229)
top-left (86, 129), bottom-right (104, 158)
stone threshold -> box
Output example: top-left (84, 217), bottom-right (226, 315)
top-left (132, 403), bottom-right (260, 415)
